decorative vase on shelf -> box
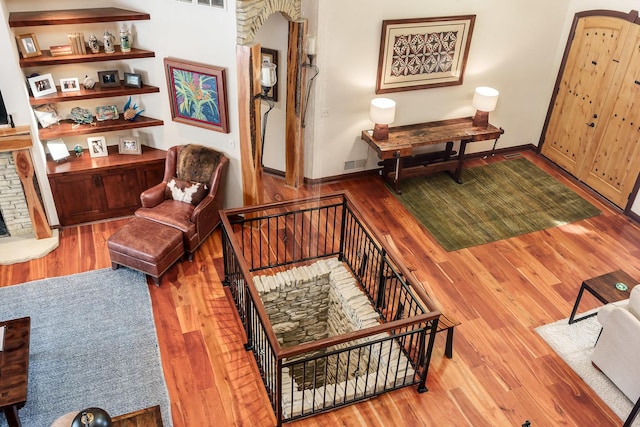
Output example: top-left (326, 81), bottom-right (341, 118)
top-left (119, 25), bottom-right (132, 53)
top-left (103, 31), bottom-right (115, 54)
top-left (88, 33), bottom-right (100, 54)
top-left (83, 75), bottom-right (95, 89)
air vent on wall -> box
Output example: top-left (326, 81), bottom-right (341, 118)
top-left (344, 159), bottom-right (366, 171)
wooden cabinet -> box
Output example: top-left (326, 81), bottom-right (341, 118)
top-left (47, 145), bottom-right (165, 226)
top-left (9, 7), bottom-right (163, 141)
top-left (540, 10), bottom-right (640, 209)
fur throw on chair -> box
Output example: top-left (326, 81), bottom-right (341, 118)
top-left (176, 144), bottom-right (222, 184)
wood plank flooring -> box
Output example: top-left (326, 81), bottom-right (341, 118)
top-left (2, 150), bottom-right (639, 426)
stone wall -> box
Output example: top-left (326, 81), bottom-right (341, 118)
top-left (0, 152), bottom-right (32, 236)
top-left (254, 258), bottom-right (415, 418)
top-left (236, 0), bottom-right (301, 45)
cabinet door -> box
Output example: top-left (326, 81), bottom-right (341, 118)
top-left (49, 174), bottom-right (105, 225)
top-left (582, 25), bottom-right (640, 207)
top-left (101, 168), bottom-right (143, 213)
top-left (541, 16), bottom-right (632, 176)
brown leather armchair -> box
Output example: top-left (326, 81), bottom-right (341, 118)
top-left (135, 144), bottom-right (228, 259)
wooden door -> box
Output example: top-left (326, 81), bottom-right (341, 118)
top-left (541, 15), bottom-right (632, 176)
top-left (49, 173), bottom-right (105, 225)
top-left (582, 24), bottom-right (640, 207)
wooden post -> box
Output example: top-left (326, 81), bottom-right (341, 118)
top-left (285, 20), bottom-right (306, 188)
top-left (237, 44), bottom-right (264, 207)
top-left (12, 149), bottom-right (53, 239)
top-left (0, 126), bottom-right (52, 239)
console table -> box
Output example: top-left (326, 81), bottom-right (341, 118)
top-left (361, 117), bottom-right (503, 194)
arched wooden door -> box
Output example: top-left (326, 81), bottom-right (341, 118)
top-left (540, 10), bottom-right (640, 209)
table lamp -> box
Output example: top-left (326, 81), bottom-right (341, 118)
top-left (472, 86), bottom-right (499, 128)
top-left (370, 98), bottom-right (396, 140)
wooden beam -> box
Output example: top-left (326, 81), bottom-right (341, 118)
top-left (236, 44), bottom-right (264, 207)
top-left (285, 20), bottom-right (306, 188)
top-left (12, 149), bottom-right (53, 239)
top-left (0, 126), bottom-right (31, 152)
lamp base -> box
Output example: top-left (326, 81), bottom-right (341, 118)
top-left (373, 123), bottom-right (389, 140)
top-left (472, 111), bottom-right (490, 128)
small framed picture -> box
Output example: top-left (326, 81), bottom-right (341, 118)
top-left (46, 138), bottom-right (70, 162)
top-left (97, 70), bottom-right (120, 88)
top-left (16, 33), bottom-right (42, 58)
top-left (124, 72), bottom-right (142, 88)
top-left (60, 77), bottom-right (80, 93)
top-left (87, 136), bottom-right (108, 158)
top-left (119, 136), bottom-right (142, 155)
top-left (28, 73), bottom-right (57, 98)
top-left (96, 105), bottom-right (119, 121)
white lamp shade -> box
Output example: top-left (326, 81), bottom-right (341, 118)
top-left (472, 86), bottom-right (499, 112)
top-left (261, 63), bottom-right (277, 87)
top-left (370, 98), bottom-right (396, 124)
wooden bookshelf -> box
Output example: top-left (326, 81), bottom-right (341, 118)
top-left (19, 47), bottom-right (155, 67)
top-left (9, 8), bottom-right (150, 27)
top-left (29, 82), bottom-right (159, 105)
top-left (39, 116), bottom-right (163, 140)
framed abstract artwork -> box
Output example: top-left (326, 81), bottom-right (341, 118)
top-left (164, 57), bottom-right (229, 133)
top-left (376, 15), bottom-right (475, 94)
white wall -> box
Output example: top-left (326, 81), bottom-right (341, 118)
top-left (304, 0), bottom-right (571, 179)
top-left (2, 0), bottom-right (640, 222)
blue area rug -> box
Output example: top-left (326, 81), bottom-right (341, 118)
top-left (0, 269), bottom-right (172, 426)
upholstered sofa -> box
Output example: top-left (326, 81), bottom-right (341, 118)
top-left (592, 286), bottom-right (640, 403)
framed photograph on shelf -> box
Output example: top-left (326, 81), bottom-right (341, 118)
top-left (95, 105), bottom-right (119, 121)
top-left (164, 57), bottom-right (229, 133)
top-left (16, 33), bottom-right (41, 58)
top-left (28, 73), bottom-right (57, 98)
top-left (118, 136), bottom-right (142, 155)
top-left (97, 70), bottom-right (120, 88)
top-left (375, 15), bottom-right (475, 94)
top-left (87, 136), bottom-right (108, 158)
top-left (261, 48), bottom-right (278, 102)
top-left (124, 72), bottom-right (142, 88)
top-left (33, 104), bottom-right (62, 128)
top-left (60, 77), bottom-right (80, 93)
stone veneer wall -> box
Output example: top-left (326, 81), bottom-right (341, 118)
top-left (0, 152), bottom-right (32, 236)
top-left (254, 258), bottom-right (415, 418)
top-left (236, 0), bottom-right (301, 45)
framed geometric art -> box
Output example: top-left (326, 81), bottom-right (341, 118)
top-left (376, 15), bottom-right (475, 94)
top-left (164, 57), bottom-right (229, 133)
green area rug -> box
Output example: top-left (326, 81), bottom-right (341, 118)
top-left (392, 158), bottom-right (601, 251)
top-left (0, 269), bottom-right (172, 427)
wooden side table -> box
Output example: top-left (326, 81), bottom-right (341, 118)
top-left (568, 270), bottom-right (639, 324)
top-left (361, 117), bottom-right (504, 194)
top-left (0, 317), bottom-right (31, 427)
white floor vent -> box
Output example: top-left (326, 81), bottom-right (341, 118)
top-left (344, 159), bottom-right (366, 171)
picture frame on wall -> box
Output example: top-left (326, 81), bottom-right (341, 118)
top-left (87, 136), bottom-right (108, 158)
top-left (124, 72), bottom-right (143, 88)
top-left (60, 77), bottom-right (80, 93)
top-left (28, 73), bottom-right (57, 98)
top-left (164, 57), bottom-right (229, 133)
top-left (261, 48), bottom-right (278, 102)
top-left (16, 33), bottom-right (42, 58)
top-left (118, 136), bottom-right (142, 155)
top-left (375, 15), bottom-right (476, 94)
top-left (97, 70), bottom-right (120, 88)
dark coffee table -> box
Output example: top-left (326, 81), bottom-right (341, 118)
top-left (568, 270), bottom-right (639, 324)
top-left (112, 405), bottom-right (163, 426)
top-left (0, 317), bottom-right (31, 427)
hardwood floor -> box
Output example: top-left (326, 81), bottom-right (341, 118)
top-left (2, 150), bottom-right (639, 426)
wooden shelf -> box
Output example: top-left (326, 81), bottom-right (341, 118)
top-left (39, 115), bottom-right (163, 140)
top-left (47, 144), bottom-right (166, 175)
top-left (20, 48), bottom-right (155, 67)
top-left (9, 7), bottom-right (150, 27)
top-left (29, 82), bottom-right (160, 105)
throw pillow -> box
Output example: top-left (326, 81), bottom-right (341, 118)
top-left (165, 177), bottom-right (208, 205)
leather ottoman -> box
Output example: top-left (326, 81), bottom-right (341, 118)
top-left (108, 217), bottom-right (184, 286)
